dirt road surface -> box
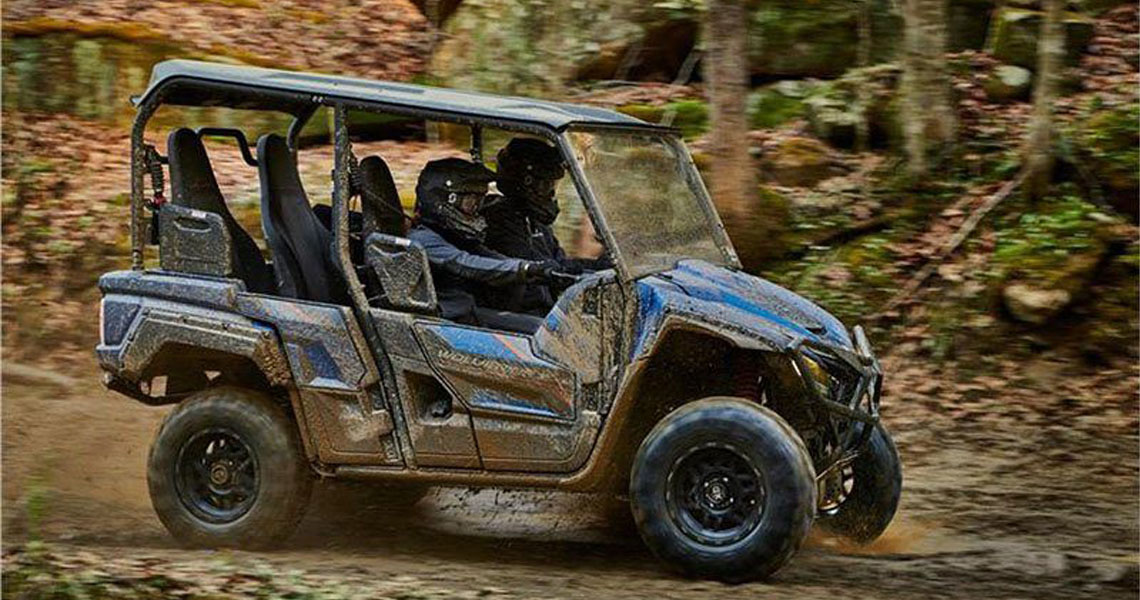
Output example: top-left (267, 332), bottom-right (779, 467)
top-left (3, 356), bottom-right (1137, 599)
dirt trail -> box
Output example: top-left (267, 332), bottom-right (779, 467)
top-left (2, 358), bottom-right (1137, 599)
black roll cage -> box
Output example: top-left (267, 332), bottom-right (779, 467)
top-left (129, 75), bottom-right (677, 278)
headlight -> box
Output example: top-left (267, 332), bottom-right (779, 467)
top-left (799, 355), bottom-right (832, 397)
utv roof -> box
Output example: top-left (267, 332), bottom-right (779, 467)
top-left (136, 60), bottom-right (659, 131)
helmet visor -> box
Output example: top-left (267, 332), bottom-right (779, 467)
top-left (451, 191), bottom-right (485, 216)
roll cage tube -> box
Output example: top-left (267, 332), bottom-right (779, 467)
top-left (195, 128), bottom-right (259, 166)
top-left (127, 85), bottom-right (315, 269)
top-left (127, 74), bottom-right (668, 274)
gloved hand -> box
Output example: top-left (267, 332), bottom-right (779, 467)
top-left (522, 260), bottom-right (580, 287)
top-left (593, 254), bottom-right (615, 270)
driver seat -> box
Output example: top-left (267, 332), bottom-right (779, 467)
top-left (357, 155), bottom-right (406, 236)
top-left (257, 133), bottom-right (347, 305)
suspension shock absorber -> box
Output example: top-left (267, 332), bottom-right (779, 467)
top-left (732, 353), bottom-right (762, 402)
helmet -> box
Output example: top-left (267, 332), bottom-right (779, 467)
top-left (415, 157), bottom-right (498, 243)
top-left (496, 138), bottom-right (566, 225)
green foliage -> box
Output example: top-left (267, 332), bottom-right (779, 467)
top-left (748, 83), bottom-right (810, 129)
top-left (992, 193), bottom-right (1108, 275)
top-left (23, 478), bottom-right (50, 541)
top-left (767, 229), bottom-right (903, 323)
top-left (665, 100), bottom-right (709, 138)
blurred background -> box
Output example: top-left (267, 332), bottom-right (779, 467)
top-left (1, 0), bottom-right (1137, 598)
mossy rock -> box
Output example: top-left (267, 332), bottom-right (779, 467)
top-left (759, 136), bottom-right (842, 187)
top-left (948, 0), bottom-right (999, 50)
top-left (431, 0), bottom-right (664, 94)
top-left (748, 81), bottom-right (814, 129)
top-left (1069, 101), bottom-right (1140, 219)
top-left (616, 100), bottom-right (707, 139)
top-left (983, 64), bottom-right (1034, 103)
top-left (986, 8), bottom-right (1096, 70)
top-left (765, 226), bottom-right (905, 323)
top-left (803, 63), bottom-right (902, 149)
top-left (991, 195), bottom-right (1130, 326)
top-left (749, 0), bottom-right (903, 78)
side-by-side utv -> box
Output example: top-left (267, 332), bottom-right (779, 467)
top-left (96, 59), bottom-right (901, 581)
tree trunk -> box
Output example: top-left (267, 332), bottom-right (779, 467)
top-left (855, 0), bottom-right (873, 152)
top-left (1024, 0), bottom-right (1065, 200)
top-left (703, 0), bottom-right (767, 268)
top-left (901, 0), bottom-right (955, 179)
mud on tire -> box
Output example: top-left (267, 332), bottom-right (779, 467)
top-left (630, 398), bottom-right (817, 582)
top-left (147, 386), bottom-right (312, 549)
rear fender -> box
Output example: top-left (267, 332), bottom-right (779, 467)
top-left (97, 271), bottom-right (290, 388)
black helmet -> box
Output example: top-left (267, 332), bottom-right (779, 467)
top-left (415, 157), bottom-right (498, 243)
top-left (496, 138), bottom-right (566, 225)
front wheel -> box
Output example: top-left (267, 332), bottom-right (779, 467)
top-left (816, 422), bottom-right (901, 543)
top-left (630, 398), bottom-right (817, 582)
top-left (147, 386), bottom-right (313, 549)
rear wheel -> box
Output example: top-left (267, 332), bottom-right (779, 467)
top-left (630, 398), bottom-right (817, 582)
top-left (147, 387), bottom-right (312, 549)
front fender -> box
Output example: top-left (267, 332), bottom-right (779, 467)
top-left (631, 279), bottom-right (797, 362)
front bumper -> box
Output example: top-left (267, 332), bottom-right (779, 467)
top-left (783, 325), bottom-right (882, 476)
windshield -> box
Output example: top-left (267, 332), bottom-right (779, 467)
top-left (566, 129), bottom-right (735, 278)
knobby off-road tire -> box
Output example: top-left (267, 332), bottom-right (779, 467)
top-left (630, 398), bottom-right (817, 582)
top-left (817, 422), bottom-right (901, 544)
top-left (147, 386), bottom-right (313, 549)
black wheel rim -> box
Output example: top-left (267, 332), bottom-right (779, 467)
top-left (175, 428), bottom-right (259, 524)
top-left (666, 444), bottom-right (766, 546)
top-left (818, 465), bottom-right (855, 515)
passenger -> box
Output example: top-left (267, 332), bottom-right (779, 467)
top-left (484, 137), bottom-right (611, 315)
top-left (407, 157), bottom-right (563, 335)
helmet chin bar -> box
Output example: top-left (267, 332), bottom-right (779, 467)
top-left (435, 200), bottom-right (488, 243)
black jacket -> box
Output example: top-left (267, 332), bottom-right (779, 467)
top-left (407, 224), bottom-right (527, 322)
top-left (483, 200), bottom-right (608, 313)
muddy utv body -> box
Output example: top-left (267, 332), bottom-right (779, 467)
top-left (97, 60), bottom-right (900, 581)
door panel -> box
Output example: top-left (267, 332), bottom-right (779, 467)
top-left (369, 309), bottom-right (481, 468)
top-left (413, 274), bottom-right (621, 473)
top-left (415, 324), bottom-right (576, 421)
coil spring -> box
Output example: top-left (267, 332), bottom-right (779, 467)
top-left (732, 355), bottom-right (762, 402)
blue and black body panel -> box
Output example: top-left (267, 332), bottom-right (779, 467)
top-left (626, 260), bottom-right (881, 475)
top-left (630, 259), bottom-right (852, 362)
top-left (96, 269), bottom-right (400, 466)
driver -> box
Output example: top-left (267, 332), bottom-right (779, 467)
top-left (407, 157), bottom-right (564, 334)
top-left (484, 137), bottom-right (611, 314)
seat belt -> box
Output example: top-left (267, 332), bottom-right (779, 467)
top-left (144, 144), bottom-right (166, 245)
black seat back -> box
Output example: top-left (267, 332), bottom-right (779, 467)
top-left (167, 128), bottom-right (275, 293)
top-left (257, 133), bottom-right (346, 304)
top-left (358, 155), bottom-right (405, 236)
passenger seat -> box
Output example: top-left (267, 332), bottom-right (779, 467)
top-left (257, 133), bottom-right (348, 305)
top-left (166, 128), bottom-right (275, 294)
